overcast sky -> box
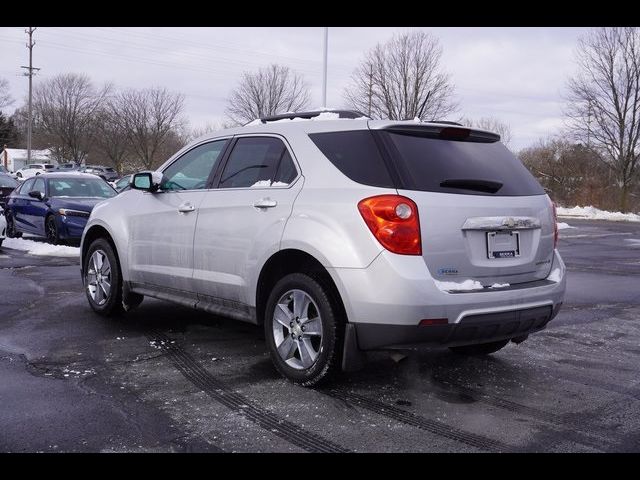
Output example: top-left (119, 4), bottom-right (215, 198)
top-left (0, 26), bottom-right (588, 151)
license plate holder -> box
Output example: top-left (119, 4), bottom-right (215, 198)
top-left (487, 231), bottom-right (520, 259)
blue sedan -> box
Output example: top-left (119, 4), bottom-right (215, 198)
top-left (4, 172), bottom-right (117, 244)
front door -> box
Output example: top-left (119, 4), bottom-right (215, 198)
top-left (127, 139), bottom-right (229, 298)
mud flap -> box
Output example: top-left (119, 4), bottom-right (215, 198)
top-left (342, 323), bottom-right (367, 372)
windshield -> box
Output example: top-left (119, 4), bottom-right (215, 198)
top-left (48, 178), bottom-right (117, 198)
top-left (0, 175), bottom-right (19, 188)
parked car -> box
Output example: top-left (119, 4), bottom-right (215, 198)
top-left (111, 174), bottom-right (132, 192)
top-left (0, 173), bottom-right (19, 209)
top-left (80, 110), bottom-right (566, 386)
top-left (5, 172), bottom-right (117, 244)
top-left (0, 204), bottom-right (5, 247)
top-left (0, 165), bottom-right (12, 175)
top-left (54, 162), bottom-right (81, 172)
top-left (81, 165), bottom-right (119, 182)
top-left (15, 163), bottom-right (56, 179)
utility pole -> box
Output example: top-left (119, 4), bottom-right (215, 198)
top-left (21, 27), bottom-right (39, 164)
top-left (322, 27), bottom-right (328, 108)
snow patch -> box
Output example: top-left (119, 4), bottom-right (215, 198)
top-left (2, 237), bottom-right (79, 257)
top-left (556, 206), bottom-right (640, 223)
top-left (557, 222), bottom-right (575, 230)
top-left (250, 180), bottom-right (272, 187)
top-left (547, 268), bottom-right (562, 282)
top-left (434, 279), bottom-right (484, 291)
top-left (624, 238), bottom-right (640, 247)
top-left (489, 283), bottom-right (510, 289)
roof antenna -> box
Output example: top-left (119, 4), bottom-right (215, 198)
top-left (416, 90), bottom-right (432, 120)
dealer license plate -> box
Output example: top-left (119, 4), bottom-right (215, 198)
top-left (487, 231), bottom-right (520, 259)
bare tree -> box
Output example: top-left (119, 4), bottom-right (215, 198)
top-left (31, 73), bottom-right (111, 164)
top-left (113, 87), bottom-right (185, 170)
top-left (520, 138), bottom-right (611, 207)
top-left (565, 27), bottom-right (640, 212)
top-left (92, 104), bottom-right (131, 174)
top-left (344, 31), bottom-right (457, 121)
top-left (0, 78), bottom-right (13, 111)
top-left (475, 117), bottom-right (513, 147)
top-left (225, 64), bottom-right (311, 125)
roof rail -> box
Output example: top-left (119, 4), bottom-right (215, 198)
top-left (427, 120), bottom-right (464, 126)
top-left (256, 109), bottom-right (370, 124)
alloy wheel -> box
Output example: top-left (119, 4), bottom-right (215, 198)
top-left (86, 250), bottom-right (112, 306)
top-left (272, 289), bottom-right (323, 370)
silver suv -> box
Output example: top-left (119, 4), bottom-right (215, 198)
top-left (80, 110), bottom-right (566, 386)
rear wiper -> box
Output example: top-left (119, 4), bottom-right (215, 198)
top-left (439, 179), bottom-right (503, 194)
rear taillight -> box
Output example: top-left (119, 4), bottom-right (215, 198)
top-left (358, 195), bottom-right (422, 255)
top-left (552, 201), bottom-right (559, 248)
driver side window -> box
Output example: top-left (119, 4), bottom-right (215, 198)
top-left (19, 178), bottom-right (35, 194)
top-left (161, 139), bottom-right (228, 191)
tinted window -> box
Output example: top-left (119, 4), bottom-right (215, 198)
top-left (308, 130), bottom-right (395, 188)
top-left (0, 175), bottom-right (18, 188)
top-left (48, 178), bottom-right (116, 198)
top-left (218, 137), bottom-right (285, 189)
top-left (384, 132), bottom-right (544, 196)
top-left (273, 150), bottom-right (297, 186)
top-left (162, 140), bottom-right (227, 191)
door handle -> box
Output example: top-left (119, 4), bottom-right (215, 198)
top-left (253, 198), bottom-right (277, 209)
top-left (178, 202), bottom-right (196, 213)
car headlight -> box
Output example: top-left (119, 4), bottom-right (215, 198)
top-left (58, 208), bottom-right (90, 218)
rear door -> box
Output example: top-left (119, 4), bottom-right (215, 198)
top-left (375, 125), bottom-right (555, 286)
top-left (193, 135), bottom-right (303, 309)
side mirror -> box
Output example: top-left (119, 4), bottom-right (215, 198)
top-left (28, 190), bottom-right (45, 201)
top-left (130, 171), bottom-right (163, 192)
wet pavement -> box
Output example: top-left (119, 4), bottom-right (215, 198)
top-left (1, 218), bottom-right (639, 452)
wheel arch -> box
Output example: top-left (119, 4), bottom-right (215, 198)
top-left (81, 224), bottom-right (119, 277)
top-left (255, 249), bottom-right (348, 328)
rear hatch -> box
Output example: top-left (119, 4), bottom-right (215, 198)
top-left (371, 122), bottom-right (556, 287)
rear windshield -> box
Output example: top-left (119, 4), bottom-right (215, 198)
top-left (309, 129), bottom-right (544, 196)
top-left (384, 132), bottom-right (544, 196)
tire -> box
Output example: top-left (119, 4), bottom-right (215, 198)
top-left (264, 272), bottom-right (344, 387)
top-left (46, 215), bottom-right (61, 245)
top-left (0, 239), bottom-right (3, 247)
top-left (5, 212), bottom-right (22, 239)
top-left (83, 238), bottom-right (124, 316)
top-left (449, 339), bottom-right (510, 356)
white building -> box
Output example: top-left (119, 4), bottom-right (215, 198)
top-left (1, 148), bottom-right (55, 172)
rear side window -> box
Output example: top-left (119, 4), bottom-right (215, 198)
top-left (383, 132), bottom-right (545, 196)
top-left (273, 150), bottom-right (297, 186)
top-left (219, 137), bottom-right (285, 189)
top-left (309, 131), bottom-right (395, 188)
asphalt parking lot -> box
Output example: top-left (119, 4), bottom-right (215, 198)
top-left (1, 218), bottom-right (639, 453)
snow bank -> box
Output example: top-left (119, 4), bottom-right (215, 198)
top-left (434, 279), bottom-right (484, 291)
top-left (1, 237), bottom-right (79, 257)
top-left (557, 206), bottom-right (640, 222)
top-left (557, 222), bottom-right (575, 230)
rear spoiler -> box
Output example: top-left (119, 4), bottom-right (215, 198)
top-left (379, 124), bottom-right (500, 143)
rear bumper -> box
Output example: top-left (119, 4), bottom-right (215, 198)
top-left (355, 304), bottom-right (559, 349)
top-left (329, 248), bottom-right (566, 350)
